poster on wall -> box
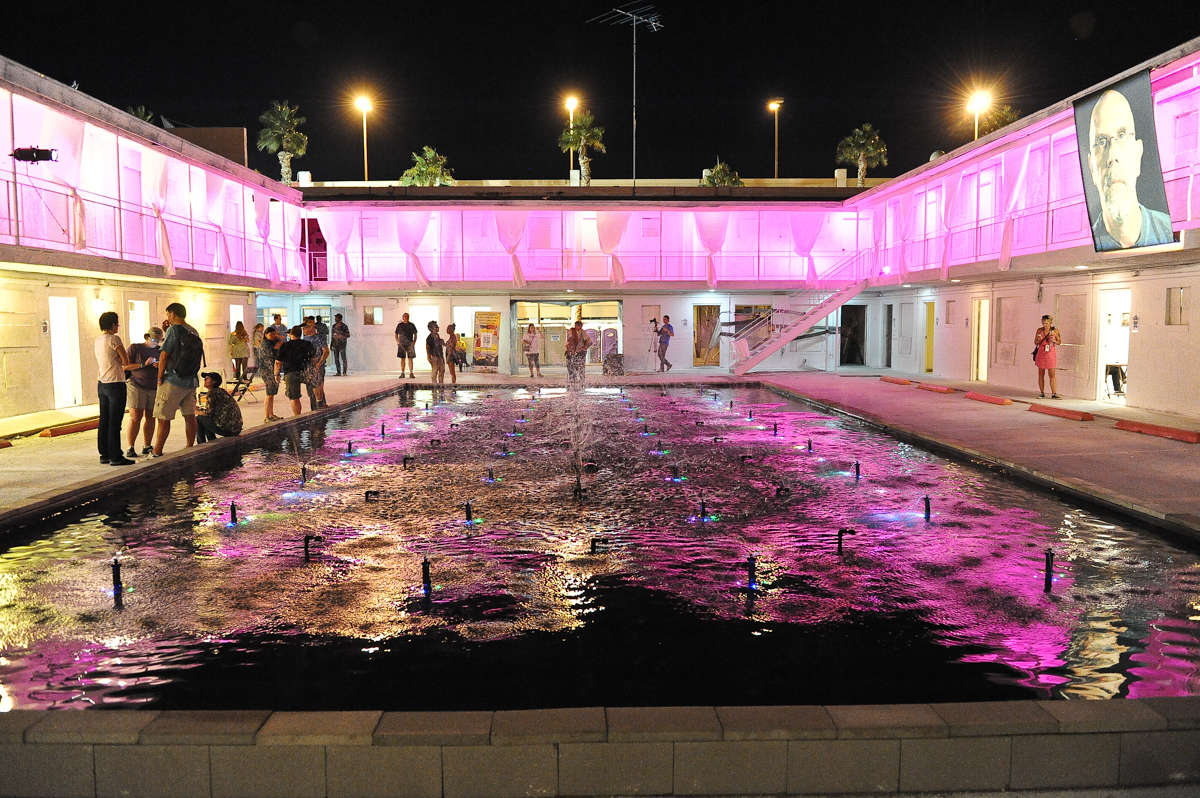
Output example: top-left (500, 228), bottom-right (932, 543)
top-left (473, 311), bottom-right (501, 371)
top-left (1073, 70), bottom-right (1175, 253)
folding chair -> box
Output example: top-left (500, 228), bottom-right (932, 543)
top-left (230, 365), bottom-right (259, 403)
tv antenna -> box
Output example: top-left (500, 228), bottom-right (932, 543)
top-left (588, 3), bottom-right (663, 189)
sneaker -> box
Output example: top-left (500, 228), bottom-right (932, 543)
top-left (409, 373), bottom-right (415, 379)
top-left (1039, 393), bottom-right (1045, 399)
top-left (109, 457), bottom-right (135, 466)
top-left (146, 451), bottom-right (164, 459)
top-left (141, 446), bottom-right (153, 456)
top-left (666, 363), bottom-right (672, 371)
top-left (126, 446), bottom-right (137, 459)
top-left (1051, 394), bottom-right (1061, 400)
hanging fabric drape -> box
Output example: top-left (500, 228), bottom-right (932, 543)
top-left (896, 193), bottom-right (917, 279)
top-left (939, 173), bottom-right (964, 280)
top-left (998, 144), bottom-right (1032, 271)
top-left (252, 192), bottom-right (280, 285)
top-left (38, 109), bottom-right (86, 250)
top-left (284, 204), bottom-right (306, 288)
top-left (311, 209), bottom-right (359, 281)
top-left (871, 205), bottom-right (887, 277)
top-left (393, 210), bottom-right (433, 288)
top-left (693, 211), bottom-right (729, 288)
top-left (596, 211), bottom-right (631, 286)
top-left (204, 173), bottom-right (234, 272)
top-left (493, 211), bottom-right (529, 288)
top-left (141, 149), bottom-right (175, 275)
top-left (788, 212), bottom-right (826, 286)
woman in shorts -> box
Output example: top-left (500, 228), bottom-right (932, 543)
top-left (257, 326), bottom-right (284, 421)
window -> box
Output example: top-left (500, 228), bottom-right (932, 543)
top-left (361, 217), bottom-right (380, 238)
top-left (229, 303), bottom-right (244, 332)
top-left (641, 217), bottom-right (660, 237)
top-left (364, 306), bottom-right (384, 326)
top-left (1168, 287), bottom-right (1186, 326)
top-left (944, 300), bottom-right (956, 324)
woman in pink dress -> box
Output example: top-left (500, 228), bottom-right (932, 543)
top-left (1034, 314), bottom-right (1062, 399)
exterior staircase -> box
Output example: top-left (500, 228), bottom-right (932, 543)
top-left (729, 254), bottom-right (869, 375)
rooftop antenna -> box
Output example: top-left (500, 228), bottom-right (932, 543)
top-left (588, 3), bottom-right (663, 190)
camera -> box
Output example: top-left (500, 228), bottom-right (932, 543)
top-left (649, 317), bottom-right (658, 325)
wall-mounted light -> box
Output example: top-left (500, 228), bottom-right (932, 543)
top-left (12, 147), bottom-right (58, 163)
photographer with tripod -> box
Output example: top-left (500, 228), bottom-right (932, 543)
top-left (653, 315), bottom-right (674, 372)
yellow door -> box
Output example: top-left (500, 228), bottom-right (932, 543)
top-left (924, 302), bottom-right (935, 373)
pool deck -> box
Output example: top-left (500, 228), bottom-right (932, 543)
top-left (2, 366), bottom-right (1199, 544)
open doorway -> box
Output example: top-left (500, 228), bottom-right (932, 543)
top-left (693, 305), bottom-right (721, 366)
top-left (839, 305), bottom-right (866, 365)
top-left (1098, 288), bottom-right (1131, 404)
top-left (971, 298), bottom-right (990, 381)
top-left (923, 301), bottom-right (935, 373)
top-left (49, 296), bottom-right (82, 409)
top-left (883, 304), bottom-right (893, 368)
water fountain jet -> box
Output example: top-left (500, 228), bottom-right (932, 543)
top-left (924, 495), bottom-right (932, 522)
top-left (837, 527), bottom-right (857, 555)
top-left (1044, 548), bottom-right (1054, 593)
top-left (111, 557), bottom-right (123, 610)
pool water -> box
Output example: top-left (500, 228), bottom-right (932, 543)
top-left (1, 385), bottom-right (1198, 710)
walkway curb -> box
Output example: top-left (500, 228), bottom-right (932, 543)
top-left (964, 391), bottom-right (1013, 406)
top-left (879, 376), bottom-right (912, 385)
top-left (917, 383), bottom-right (955, 394)
top-left (38, 419), bottom-right (100, 437)
top-left (1029, 404), bottom-right (1095, 421)
top-left (1115, 419), bottom-right (1200, 443)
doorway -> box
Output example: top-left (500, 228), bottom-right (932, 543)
top-left (839, 305), bottom-right (866, 365)
top-left (884, 304), bottom-right (893, 368)
top-left (923, 301), bottom-right (935, 373)
top-left (693, 305), bottom-right (721, 366)
top-left (1098, 288), bottom-right (1131, 404)
top-left (49, 296), bottom-right (82, 409)
top-left (971, 298), bottom-right (990, 381)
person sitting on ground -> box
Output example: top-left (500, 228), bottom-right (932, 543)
top-left (275, 326), bottom-right (315, 417)
top-left (426, 320), bottom-right (445, 384)
top-left (196, 372), bottom-right (243, 443)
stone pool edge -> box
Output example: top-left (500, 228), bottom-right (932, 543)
top-left (761, 382), bottom-right (1200, 547)
top-left (1, 699), bottom-right (1199, 796)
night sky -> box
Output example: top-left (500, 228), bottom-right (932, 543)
top-left (6, 1), bottom-right (1200, 183)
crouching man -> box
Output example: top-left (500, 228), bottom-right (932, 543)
top-left (196, 372), bottom-right (244, 443)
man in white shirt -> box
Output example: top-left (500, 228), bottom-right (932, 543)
top-left (95, 311), bottom-right (135, 466)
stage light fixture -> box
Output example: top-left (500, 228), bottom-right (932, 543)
top-left (12, 147), bottom-right (58, 163)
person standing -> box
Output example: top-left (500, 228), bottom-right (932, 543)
top-left (331, 313), bottom-right (351, 376)
top-left (270, 313), bottom-right (288, 336)
top-left (196, 372), bottom-right (243, 443)
top-left (275, 326), bottom-right (315, 417)
top-left (522, 323), bottom-right (544, 377)
top-left (250, 323), bottom-right (265, 369)
top-left (654, 315), bottom-right (675, 372)
top-left (95, 311), bottom-right (134, 466)
top-left (256, 325), bottom-right (284, 422)
top-left (565, 320), bottom-right (591, 384)
top-left (445, 323), bottom-right (463, 385)
top-left (426, 320), bottom-right (445, 383)
top-left (228, 321), bottom-right (251, 380)
top-left (124, 328), bottom-right (162, 459)
top-left (395, 312), bottom-right (418, 379)
top-left (315, 315), bottom-right (329, 336)
top-left (302, 316), bottom-right (329, 410)
top-left (151, 303), bottom-right (202, 457)
top-left (1034, 314), bottom-right (1062, 399)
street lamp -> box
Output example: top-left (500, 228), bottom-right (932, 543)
top-left (967, 91), bottom-right (992, 141)
top-left (354, 95), bottom-right (372, 180)
top-left (768, 99), bottom-right (783, 179)
top-left (565, 96), bottom-right (578, 176)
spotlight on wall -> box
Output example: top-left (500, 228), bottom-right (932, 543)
top-left (12, 147), bottom-right (58, 163)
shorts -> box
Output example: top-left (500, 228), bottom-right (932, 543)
top-left (284, 371), bottom-right (304, 400)
top-left (261, 368), bottom-right (279, 397)
top-left (126, 381), bottom-right (157, 411)
top-left (153, 381), bottom-right (197, 420)
top-left (397, 342), bottom-right (417, 359)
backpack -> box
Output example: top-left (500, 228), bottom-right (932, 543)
top-left (171, 326), bottom-right (206, 379)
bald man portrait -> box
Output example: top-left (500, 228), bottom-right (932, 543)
top-left (1086, 87), bottom-right (1173, 252)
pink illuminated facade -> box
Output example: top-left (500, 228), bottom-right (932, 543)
top-left (3, 38), bottom-right (1200, 417)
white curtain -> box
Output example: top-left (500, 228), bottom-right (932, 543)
top-left (940, 173), bottom-right (964, 280)
top-left (871, 205), bottom-right (887, 277)
top-left (493, 210), bottom-right (529, 287)
top-left (38, 109), bottom-right (86, 250)
top-left (998, 144), bottom-right (1031, 271)
top-left (284, 203), bottom-right (306, 288)
top-left (252, 192), bottom-right (280, 285)
top-left (896, 193), bottom-right (917, 279)
top-left (204, 173), bottom-right (234, 272)
top-left (311, 209), bottom-right (359, 281)
top-left (393, 211), bottom-right (433, 288)
top-left (142, 149), bottom-right (175, 275)
top-left (788, 212), bottom-right (826, 285)
top-left (693, 211), bottom-right (729, 288)
top-left (596, 211), bottom-right (631, 286)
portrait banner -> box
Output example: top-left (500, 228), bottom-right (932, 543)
top-left (1073, 70), bottom-right (1174, 253)
top-left (473, 310), bottom-right (502, 372)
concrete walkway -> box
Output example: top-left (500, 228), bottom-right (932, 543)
top-left (2, 366), bottom-right (1199, 544)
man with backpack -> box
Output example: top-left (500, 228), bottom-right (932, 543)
top-left (150, 302), bottom-right (203, 457)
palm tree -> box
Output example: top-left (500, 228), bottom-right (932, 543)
top-left (700, 158), bottom-right (744, 187)
top-left (979, 105), bottom-right (1022, 137)
top-left (836, 124), bottom-right (888, 187)
top-left (126, 106), bottom-right (156, 125)
top-left (557, 111), bottom-right (606, 186)
top-left (256, 101), bottom-right (308, 184)
top-left (400, 146), bottom-right (456, 186)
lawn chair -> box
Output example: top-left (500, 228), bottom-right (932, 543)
top-left (230, 365), bottom-right (258, 403)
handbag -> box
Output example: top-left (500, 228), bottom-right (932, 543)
top-left (1032, 347), bottom-right (1038, 364)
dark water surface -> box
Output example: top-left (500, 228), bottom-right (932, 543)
top-left (1, 386), bottom-right (1197, 710)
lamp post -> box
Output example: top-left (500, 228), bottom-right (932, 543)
top-left (967, 91), bottom-right (992, 141)
top-left (354, 95), bottom-right (372, 180)
top-left (768, 99), bottom-right (783, 179)
top-left (565, 96), bottom-right (578, 177)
